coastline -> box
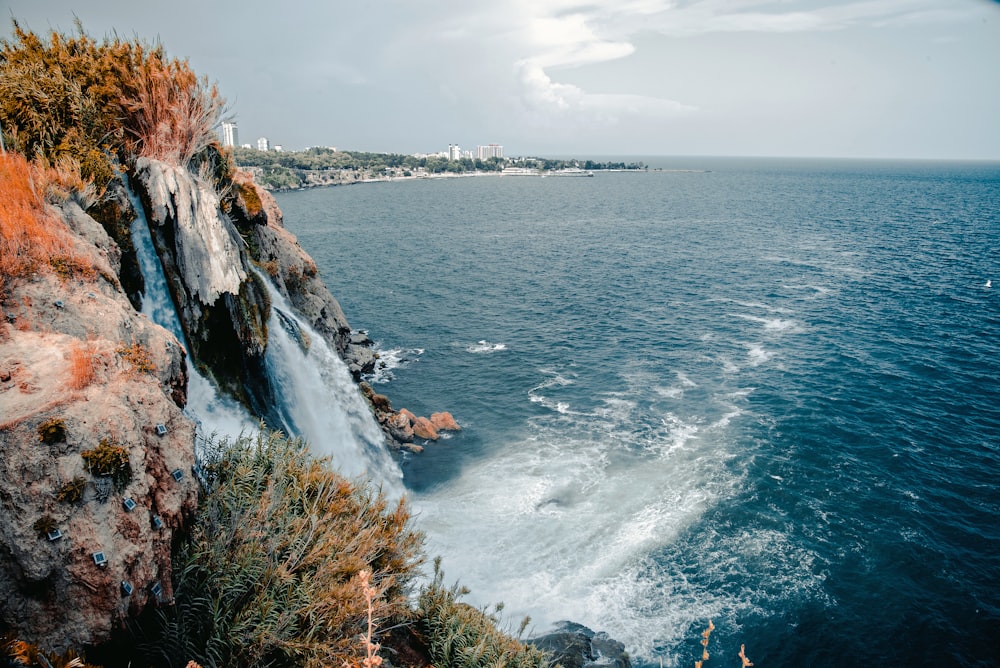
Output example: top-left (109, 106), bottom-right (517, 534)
top-left (246, 166), bottom-right (659, 193)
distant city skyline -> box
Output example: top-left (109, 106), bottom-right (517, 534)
top-left (4, 1), bottom-right (999, 160)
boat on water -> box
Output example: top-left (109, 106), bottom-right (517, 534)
top-left (547, 167), bottom-right (594, 177)
top-left (500, 167), bottom-right (541, 176)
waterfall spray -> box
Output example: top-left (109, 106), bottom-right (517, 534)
top-left (257, 271), bottom-right (404, 495)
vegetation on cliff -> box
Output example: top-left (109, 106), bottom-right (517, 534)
top-left (0, 151), bottom-right (97, 294)
top-left (142, 431), bottom-right (421, 668)
top-left (138, 431), bottom-right (546, 668)
top-left (1, 21), bottom-right (553, 668)
top-left (0, 20), bottom-right (225, 186)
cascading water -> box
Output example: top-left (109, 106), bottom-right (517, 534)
top-left (126, 181), bottom-right (259, 450)
top-left (258, 273), bottom-right (404, 496)
top-left (126, 176), bottom-right (402, 494)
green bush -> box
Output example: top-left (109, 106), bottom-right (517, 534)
top-left (37, 417), bottom-right (67, 444)
top-left (416, 559), bottom-right (550, 668)
top-left (81, 438), bottom-right (131, 490)
top-left (148, 430), bottom-right (423, 668)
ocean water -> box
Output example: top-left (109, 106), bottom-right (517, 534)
top-left (275, 158), bottom-right (1000, 667)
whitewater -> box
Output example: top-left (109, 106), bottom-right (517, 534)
top-left (277, 157), bottom-right (1000, 667)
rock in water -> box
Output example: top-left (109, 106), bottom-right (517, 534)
top-left (430, 411), bottom-right (461, 431)
top-left (529, 622), bottom-right (632, 668)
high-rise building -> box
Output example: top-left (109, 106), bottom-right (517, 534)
top-left (221, 121), bottom-right (239, 148)
top-left (477, 144), bottom-right (503, 160)
top-left (448, 144), bottom-right (461, 161)
top-left (257, 137), bottom-right (270, 152)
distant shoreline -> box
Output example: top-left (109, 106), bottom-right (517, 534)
top-left (251, 166), bottom-right (709, 193)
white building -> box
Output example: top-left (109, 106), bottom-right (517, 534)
top-left (448, 144), bottom-right (461, 161)
top-left (257, 137), bottom-right (270, 152)
top-left (477, 144), bottom-right (503, 160)
top-left (221, 121), bottom-right (239, 148)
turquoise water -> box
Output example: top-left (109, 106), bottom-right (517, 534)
top-left (276, 158), bottom-right (1000, 666)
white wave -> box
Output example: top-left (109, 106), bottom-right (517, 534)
top-left (365, 346), bottom-right (423, 383)
top-left (655, 385), bottom-right (685, 399)
top-left (413, 412), bottom-right (751, 664)
top-left (711, 297), bottom-right (795, 314)
top-left (467, 340), bottom-right (507, 353)
top-left (783, 282), bottom-right (832, 297)
top-left (746, 343), bottom-right (774, 367)
top-left (734, 313), bottom-right (804, 333)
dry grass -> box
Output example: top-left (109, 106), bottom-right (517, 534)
top-left (0, 153), bottom-right (70, 279)
top-left (119, 49), bottom-right (226, 166)
top-left (1, 20), bottom-right (229, 181)
top-left (692, 620), bottom-right (753, 668)
top-left (68, 340), bottom-right (97, 390)
top-left (416, 559), bottom-right (548, 668)
top-left (0, 152), bottom-right (94, 287)
top-left (117, 342), bottom-right (155, 375)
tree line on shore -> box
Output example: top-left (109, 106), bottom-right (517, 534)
top-left (232, 146), bottom-right (647, 189)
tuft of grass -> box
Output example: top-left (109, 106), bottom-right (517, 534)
top-left (32, 515), bottom-right (58, 538)
top-left (236, 180), bottom-right (263, 218)
top-left (38, 417), bottom-right (67, 444)
top-left (56, 476), bottom-right (87, 504)
top-left (148, 430), bottom-right (423, 668)
top-left (68, 340), bottom-right (97, 390)
top-left (415, 558), bottom-right (549, 668)
top-left (119, 47), bottom-right (226, 166)
top-left (81, 437), bottom-right (131, 490)
top-left (2, 631), bottom-right (100, 667)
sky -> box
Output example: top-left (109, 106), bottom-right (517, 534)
top-left (3, 0), bottom-right (999, 159)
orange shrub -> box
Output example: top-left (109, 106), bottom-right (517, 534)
top-left (0, 152), bottom-right (95, 287)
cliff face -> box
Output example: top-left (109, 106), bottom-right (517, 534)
top-left (0, 157), bottom-right (396, 650)
top-left (0, 198), bottom-right (198, 651)
top-left (132, 158), bottom-right (271, 410)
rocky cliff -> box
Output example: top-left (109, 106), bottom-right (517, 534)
top-left (0, 153), bottom-right (422, 651)
top-left (0, 196), bottom-right (197, 651)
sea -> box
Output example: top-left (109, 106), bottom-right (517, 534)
top-left (274, 157), bottom-right (1000, 667)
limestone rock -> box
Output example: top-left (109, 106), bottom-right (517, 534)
top-left (529, 622), bottom-right (631, 668)
top-left (411, 416), bottom-right (439, 441)
top-left (230, 171), bottom-right (353, 358)
top-left (0, 203), bottom-right (197, 652)
top-left (430, 412), bottom-right (461, 432)
top-left (134, 158), bottom-right (246, 305)
top-left (132, 160), bottom-right (269, 408)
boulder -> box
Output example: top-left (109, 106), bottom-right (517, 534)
top-left (430, 411), bottom-right (461, 431)
top-left (411, 416), bottom-right (439, 441)
top-left (529, 622), bottom-right (631, 668)
top-left (386, 412), bottom-right (414, 442)
top-left (0, 203), bottom-right (197, 652)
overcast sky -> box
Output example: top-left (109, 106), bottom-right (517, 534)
top-left (4, 1), bottom-right (999, 159)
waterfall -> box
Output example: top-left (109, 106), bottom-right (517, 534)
top-left (126, 181), bottom-right (259, 452)
top-left (259, 273), bottom-right (404, 495)
top-left (126, 177), bottom-right (403, 495)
